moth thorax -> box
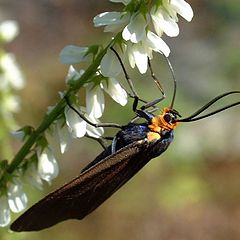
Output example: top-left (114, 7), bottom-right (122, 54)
top-left (147, 108), bottom-right (179, 141)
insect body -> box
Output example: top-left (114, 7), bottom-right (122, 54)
top-left (10, 108), bottom-right (179, 231)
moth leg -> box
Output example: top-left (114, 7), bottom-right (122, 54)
top-left (111, 136), bottom-right (118, 153)
top-left (130, 96), bottom-right (165, 123)
top-left (148, 58), bottom-right (165, 97)
top-left (110, 47), bottom-right (159, 112)
top-left (110, 47), bottom-right (139, 99)
top-left (110, 47), bottom-right (167, 123)
top-left (85, 135), bottom-right (113, 150)
top-left (140, 97), bottom-right (165, 111)
top-left (64, 96), bottom-right (123, 129)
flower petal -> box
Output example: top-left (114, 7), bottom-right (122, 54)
top-left (56, 119), bottom-right (72, 153)
top-left (11, 129), bottom-right (25, 141)
top-left (146, 31), bottom-right (170, 57)
top-left (0, 195), bottom-right (10, 227)
top-left (101, 78), bottom-right (128, 106)
top-left (100, 49), bottom-right (121, 77)
top-left (151, 8), bottom-right (179, 37)
top-left (94, 12), bottom-right (121, 27)
top-left (171, 0), bottom-right (194, 22)
top-left (60, 45), bottom-right (90, 64)
top-left (7, 180), bottom-right (28, 213)
top-left (37, 147), bottom-right (59, 183)
top-left (122, 14), bottom-right (147, 43)
top-left (94, 12), bottom-right (130, 33)
top-left (86, 84), bottom-right (105, 118)
top-left (65, 65), bottom-right (84, 84)
top-left (24, 161), bottom-right (43, 190)
top-left (130, 43), bottom-right (149, 74)
top-left (86, 115), bottom-right (104, 138)
top-left (65, 105), bottom-right (87, 138)
top-left (126, 43), bottom-right (136, 69)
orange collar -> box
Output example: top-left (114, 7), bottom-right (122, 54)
top-left (147, 108), bottom-right (179, 141)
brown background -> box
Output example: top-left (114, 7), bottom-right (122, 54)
top-left (0, 1), bottom-right (240, 239)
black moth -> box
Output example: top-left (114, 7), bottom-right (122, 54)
top-left (10, 47), bottom-right (240, 232)
top-left (11, 105), bottom-right (180, 231)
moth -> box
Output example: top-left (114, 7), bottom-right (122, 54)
top-left (10, 48), bottom-right (240, 231)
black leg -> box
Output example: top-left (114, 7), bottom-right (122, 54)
top-left (110, 47), bottom-right (165, 113)
top-left (140, 96), bottom-right (165, 110)
top-left (64, 96), bottom-right (123, 129)
top-left (148, 58), bottom-right (165, 97)
top-left (85, 135), bottom-right (114, 150)
top-left (110, 47), bottom-right (139, 99)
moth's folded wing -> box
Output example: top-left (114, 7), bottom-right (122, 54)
top-left (10, 141), bottom-right (147, 232)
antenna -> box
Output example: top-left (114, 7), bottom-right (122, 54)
top-left (178, 91), bottom-right (240, 122)
top-left (155, 52), bottom-right (177, 109)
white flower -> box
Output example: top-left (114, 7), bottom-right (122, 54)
top-left (64, 63), bottom-right (127, 120)
top-left (126, 42), bottom-right (150, 74)
top-left (24, 161), bottom-right (43, 190)
top-left (55, 118), bottom-right (72, 154)
top-left (0, 53), bottom-right (25, 90)
top-left (65, 105), bottom-right (87, 138)
top-left (151, 0), bottom-right (193, 37)
top-left (146, 31), bottom-right (171, 56)
top-left (60, 45), bottom-right (90, 64)
top-left (100, 49), bottom-right (122, 77)
top-left (93, 12), bottom-right (130, 33)
top-left (11, 126), bottom-right (33, 141)
top-left (64, 104), bottom-right (104, 139)
top-left (86, 115), bottom-right (104, 138)
top-left (170, 0), bottom-right (194, 22)
top-left (101, 78), bottom-right (128, 106)
top-left (65, 65), bottom-right (85, 86)
top-left (37, 147), bottom-right (59, 183)
top-left (86, 77), bottom-right (128, 118)
top-left (11, 129), bottom-right (25, 141)
top-left (86, 83), bottom-right (105, 119)
top-left (93, 0), bottom-right (193, 75)
top-left (126, 31), bottom-right (170, 74)
top-left (151, 7), bottom-right (179, 37)
top-left (100, 50), bottom-right (128, 105)
top-left (122, 13), bottom-right (148, 43)
top-left (0, 20), bottom-right (19, 42)
top-left (7, 180), bottom-right (27, 213)
top-left (0, 195), bottom-right (11, 227)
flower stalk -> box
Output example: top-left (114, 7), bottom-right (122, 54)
top-left (0, 40), bottom-right (113, 185)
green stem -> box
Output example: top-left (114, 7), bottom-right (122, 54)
top-left (6, 97), bottom-right (66, 174)
top-left (0, 39), bottom-right (115, 184)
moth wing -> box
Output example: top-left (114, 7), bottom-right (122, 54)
top-left (10, 140), bottom-right (149, 232)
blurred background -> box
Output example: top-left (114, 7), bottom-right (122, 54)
top-left (0, 0), bottom-right (240, 239)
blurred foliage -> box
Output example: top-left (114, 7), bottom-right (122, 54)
top-left (0, 1), bottom-right (239, 240)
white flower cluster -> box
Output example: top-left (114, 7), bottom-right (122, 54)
top-left (58, 0), bottom-right (193, 151)
top-left (0, 144), bottom-right (59, 227)
top-left (0, 20), bottom-right (28, 227)
top-left (58, 45), bottom-right (128, 153)
top-left (0, 20), bottom-right (59, 227)
top-left (0, 21), bottom-right (25, 130)
top-left (94, 0), bottom-right (193, 74)
top-left (0, 180), bottom-right (27, 227)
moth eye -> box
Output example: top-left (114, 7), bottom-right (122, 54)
top-left (163, 113), bottom-right (172, 123)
